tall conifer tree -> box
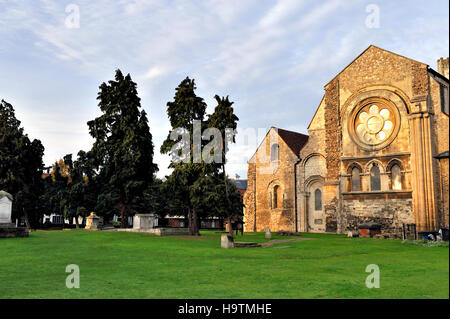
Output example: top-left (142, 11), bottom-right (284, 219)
top-left (87, 70), bottom-right (158, 227)
top-left (0, 100), bottom-right (45, 229)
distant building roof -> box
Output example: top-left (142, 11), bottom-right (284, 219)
top-left (0, 191), bottom-right (13, 201)
top-left (434, 151), bottom-right (449, 159)
top-left (234, 179), bottom-right (248, 190)
top-left (276, 127), bottom-right (309, 156)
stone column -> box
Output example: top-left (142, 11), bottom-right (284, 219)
top-left (409, 100), bottom-right (438, 231)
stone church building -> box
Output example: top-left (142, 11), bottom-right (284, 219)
top-left (244, 46), bottom-right (449, 236)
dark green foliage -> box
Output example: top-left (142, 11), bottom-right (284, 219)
top-left (191, 175), bottom-right (243, 220)
top-left (207, 95), bottom-right (239, 167)
top-left (207, 95), bottom-right (240, 235)
top-left (161, 78), bottom-right (242, 235)
top-left (0, 100), bottom-right (45, 228)
top-left (161, 78), bottom-right (212, 235)
top-left (86, 70), bottom-right (158, 227)
top-left (43, 154), bottom-right (97, 228)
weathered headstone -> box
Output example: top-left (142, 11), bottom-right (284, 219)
top-left (221, 234), bottom-right (234, 248)
top-left (0, 191), bottom-right (28, 238)
top-left (85, 212), bottom-right (100, 230)
top-left (0, 191), bottom-right (13, 224)
top-left (265, 228), bottom-right (272, 239)
top-left (133, 214), bottom-right (156, 230)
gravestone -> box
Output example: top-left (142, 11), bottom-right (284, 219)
top-left (221, 234), bottom-right (234, 248)
top-left (0, 191), bottom-right (28, 238)
top-left (265, 228), bottom-right (272, 239)
top-left (0, 191), bottom-right (13, 224)
top-left (133, 214), bottom-right (156, 230)
top-left (85, 212), bottom-right (100, 230)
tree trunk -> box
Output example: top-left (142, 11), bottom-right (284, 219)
top-left (23, 208), bottom-right (32, 232)
top-left (222, 163), bottom-right (234, 237)
top-left (188, 207), bottom-right (194, 236)
top-left (74, 215), bottom-right (80, 229)
top-left (120, 203), bottom-right (127, 228)
top-left (192, 208), bottom-right (200, 236)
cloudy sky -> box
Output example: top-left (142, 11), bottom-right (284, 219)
top-left (0, 0), bottom-right (448, 179)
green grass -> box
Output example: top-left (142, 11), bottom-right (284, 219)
top-left (0, 230), bottom-right (448, 299)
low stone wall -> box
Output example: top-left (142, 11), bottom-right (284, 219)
top-left (0, 225), bottom-right (29, 238)
top-left (342, 194), bottom-right (413, 237)
top-left (118, 227), bottom-right (190, 236)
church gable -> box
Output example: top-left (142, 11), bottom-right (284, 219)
top-left (249, 127), bottom-right (308, 165)
top-left (330, 45), bottom-right (427, 106)
top-left (307, 96), bottom-right (325, 131)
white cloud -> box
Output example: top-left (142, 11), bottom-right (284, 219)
top-left (0, 0), bottom-right (448, 179)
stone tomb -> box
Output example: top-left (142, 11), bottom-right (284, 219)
top-left (85, 212), bottom-right (100, 230)
top-left (133, 214), bottom-right (156, 230)
top-left (0, 191), bottom-right (29, 238)
top-left (118, 213), bottom-right (189, 236)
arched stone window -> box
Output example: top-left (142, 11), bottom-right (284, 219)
top-left (351, 166), bottom-right (361, 191)
top-left (391, 164), bottom-right (402, 190)
top-left (314, 189), bottom-right (322, 211)
top-left (273, 185), bottom-right (279, 208)
top-left (370, 164), bottom-right (381, 191)
top-left (270, 144), bottom-right (279, 162)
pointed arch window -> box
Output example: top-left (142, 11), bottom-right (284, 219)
top-left (314, 189), bottom-right (322, 211)
top-left (270, 144), bottom-right (279, 162)
top-left (351, 166), bottom-right (361, 191)
top-left (391, 164), bottom-right (402, 190)
top-left (370, 164), bottom-right (381, 191)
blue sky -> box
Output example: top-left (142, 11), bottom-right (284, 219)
top-left (0, 0), bottom-right (448, 178)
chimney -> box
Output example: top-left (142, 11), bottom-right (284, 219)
top-left (437, 57), bottom-right (449, 79)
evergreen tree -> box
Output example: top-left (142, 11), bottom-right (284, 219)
top-left (0, 100), bottom-right (45, 229)
top-left (161, 77), bottom-right (209, 235)
top-left (87, 70), bottom-right (158, 227)
top-left (207, 95), bottom-right (239, 236)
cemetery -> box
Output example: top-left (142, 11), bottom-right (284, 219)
top-left (0, 228), bottom-right (448, 298)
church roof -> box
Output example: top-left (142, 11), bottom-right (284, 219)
top-left (0, 191), bottom-right (13, 201)
top-left (248, 127), bottom-right (309, 163)
top-left (434, 151), bottom-right (449, 159)
top-left (233, 179), bottom-right (248, 190)
top-left (276, 127), bottom-right (309, 156)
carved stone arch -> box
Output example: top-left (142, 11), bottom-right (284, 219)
top-left (346, 162), bottom-right (363, 174)
top-left (305, 175), bottom-right (325, 190)
top-left (302, 152), bottom-right (326, 166)
top-left (386, 158), bottom-right (405, 190)
top-left (346, 162), bottom-right (363, 192)
top-left (386, 158), bottom-right (405, 172)
top-left (304, 175), bottom-right (325, 232)
top-left (302, 153), bottom-right (327, 186)
top-left (365, 159), bottom-right (384, 191)
top-left (340, 85), bottom-right (412, 120)
top-left (364, 159), bottom-right (386, 174)
top-left (267, 179), bottom-right (283, 209)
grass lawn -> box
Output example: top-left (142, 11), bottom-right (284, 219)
top-left (0, 230), bottom-right (448, 299)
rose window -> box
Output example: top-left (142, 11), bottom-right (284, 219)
top-left (355, 104), bottom-right (395, 145)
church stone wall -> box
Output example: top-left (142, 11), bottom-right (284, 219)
top-left (342, 195), bottom-right (413, 236)
top-left (429, 73), bottom-right (449, 228)
top-left (243, 128), bottom-right (298, 232)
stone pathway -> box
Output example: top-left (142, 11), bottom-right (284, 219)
top-left (260, 238), bottom-right (312, 247)
top-left (234, 238), bottom-right (312, 248)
